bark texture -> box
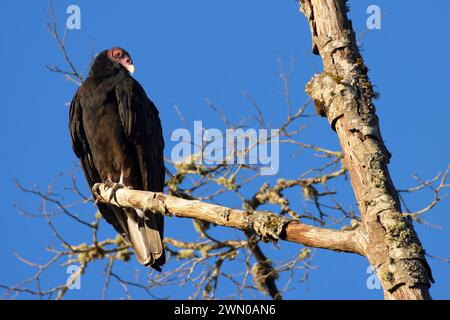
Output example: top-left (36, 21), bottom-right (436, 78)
top-left (93, 183), bottom-right (366, 255)
top-left (300, 0), bottom-right (432, 299)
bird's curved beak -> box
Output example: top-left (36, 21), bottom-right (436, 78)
top-left (127, 64), bottom-right (135, 75)
top-left (120, 56), bottom-right (135, 75)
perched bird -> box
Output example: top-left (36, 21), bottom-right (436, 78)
top-left (69, 47), bottom-right (165, 271)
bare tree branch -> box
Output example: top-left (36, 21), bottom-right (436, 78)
top-left (93, 183), bottom-right (365, 255)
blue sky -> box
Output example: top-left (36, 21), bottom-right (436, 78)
top-left (0, 0), bottom-right (449, 299)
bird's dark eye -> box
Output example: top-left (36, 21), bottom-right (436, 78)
top-left (113, 50), bottom-right (122, 58)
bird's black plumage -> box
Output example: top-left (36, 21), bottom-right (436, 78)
top-left (69, 48), bottom-right (165, 270)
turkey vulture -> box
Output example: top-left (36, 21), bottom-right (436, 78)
top-left (69, 47), bottom-right (165, 270)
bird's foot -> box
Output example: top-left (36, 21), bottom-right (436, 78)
top-left (92, 183), bottom-right (103, 205)
top-left (104, 182), bottom-right (126, 204)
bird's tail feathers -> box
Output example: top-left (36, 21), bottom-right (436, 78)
top-left (125, 208), bottom-right (165, 270)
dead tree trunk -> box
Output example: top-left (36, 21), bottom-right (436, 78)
top-left (299, 0), bottom-right (432, 299)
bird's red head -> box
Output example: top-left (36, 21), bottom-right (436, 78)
top-left (107, 47), bottom-right (135, 75)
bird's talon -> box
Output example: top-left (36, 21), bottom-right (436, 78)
top-left (92, 183), bottom-right (103, 203)
top-left (107, 183), bottom-right (125, 203)
top-left (103, 181), bottom-right (117, 191)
